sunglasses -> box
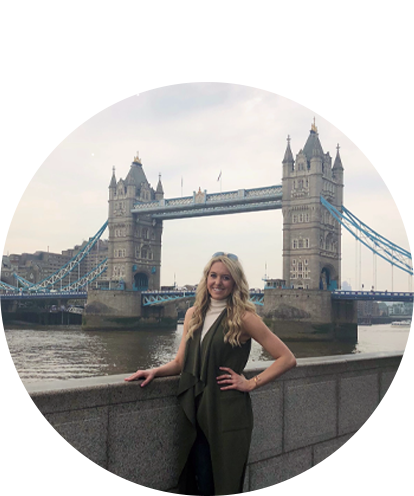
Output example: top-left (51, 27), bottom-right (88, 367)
top-left (212, 252), bottom-right (238, 261)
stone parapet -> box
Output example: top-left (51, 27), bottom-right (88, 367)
top-left (26, 352), bottom-right (402, 492)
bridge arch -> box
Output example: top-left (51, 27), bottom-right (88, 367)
top-left (133, 272), bottom-right (149, 291)
top-left (319, 264), bottom-right (338, 291)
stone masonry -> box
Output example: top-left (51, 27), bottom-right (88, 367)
top-left (282, 122), bottom-right (344, 291)
top-left (108, 153), bottom-right (164, 291)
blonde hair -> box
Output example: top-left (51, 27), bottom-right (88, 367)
top-left (186, 254), bottom-right (257, 346)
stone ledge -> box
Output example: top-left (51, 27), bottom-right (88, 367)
top-left (25, 351), bottom-right (404, 397)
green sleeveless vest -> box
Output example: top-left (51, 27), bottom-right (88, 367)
top-left (177, 309), bottom-right (253, 495)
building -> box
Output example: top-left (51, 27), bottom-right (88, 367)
top-left (264, 279), bottom-right (286, 289)
top-left (357, 300), bottom-right (381, 318)
top-left (3, 251), bottom-right (69, 286)
top-left (108, 153), bottom-right (164, 291)
top-left (282, 121), bottom-right (344, 290)
top-left (1, 256), bottom-right (13, 284)
top-left (61, 238), bottom-right (109, 286)
top-left (388, 302), bottom-right (413, 316)
top-left (2, 239), bottom-right (109, 289)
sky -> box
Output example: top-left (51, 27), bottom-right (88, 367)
top-left (2, 82), bottom-right (412, 291)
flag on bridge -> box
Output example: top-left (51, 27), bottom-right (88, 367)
top-left (217, 171), bottom-right (222, 181)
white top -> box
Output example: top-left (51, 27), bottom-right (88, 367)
top-left (200, 297), bottom-right (228, 342)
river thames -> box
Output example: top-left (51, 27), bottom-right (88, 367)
top-left (3, 323), bottom-right (411, 384)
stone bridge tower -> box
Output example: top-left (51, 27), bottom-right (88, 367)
top-left (108, 153), bottom-right (163, 291)
top-left (282, 122), bottom-right (344, 290)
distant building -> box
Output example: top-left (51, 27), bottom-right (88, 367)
top-left (1, 256), bottom-right (13, 284)
top-left (62, 238), bottom-right (109, 284)
top-left (2, 250), bottom-right (69, 286)
top-left (357, 300), bottom-right (380, 318)
top-left (377, 302), bottom-right (389, 316)
top-left (388, 302), bottom-right (413, 316)
top-left (265, 279), bottom-right (286, 289)
top-left (2, 238), bottom-right (109, 288)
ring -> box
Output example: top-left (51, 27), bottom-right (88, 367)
top-left (228, 375), bottom-right (232, 379)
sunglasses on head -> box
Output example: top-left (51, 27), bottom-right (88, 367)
top-left (212, 252), bottom-right (238, 261)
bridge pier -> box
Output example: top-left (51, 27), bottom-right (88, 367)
top-left (263, 289), bottom-right (357, 342)
top-left (82, 289), bottom-right (181, 330)
top-left (82, 288), bottom-right (358, 340)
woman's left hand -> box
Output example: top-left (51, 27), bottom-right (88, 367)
top-left (217, 367), bottom-right (253, 392)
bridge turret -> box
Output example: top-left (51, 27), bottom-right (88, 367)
top-left (333, 144), bottom-right (344, 175)
top-left (109, 167), bottom-right (117, 200)
top-left (282, 135), bottom-right (294, 169)
top-left (155, 174), bottom-right (164, 201)
top-left (126, 165), bottom-right (137, 199)
top-left (305, 121), bottom-right (324, 176)
top-left (126, 152), bottom-right (149, 199)
top-left (282, 136), bottom-right (295, 204)
top-left (303, 120), bottom-right (323, 157)
top-left (332, 143), bottom-right (344, 217)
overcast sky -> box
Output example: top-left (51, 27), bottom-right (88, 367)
top-left (2, 82), bottom-right (411, 291)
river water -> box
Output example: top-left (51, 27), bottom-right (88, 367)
top-left (3, 323), bottom-right (411, 384)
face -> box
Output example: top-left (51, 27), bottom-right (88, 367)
top-left (207, 261), bottom-right (235, 300)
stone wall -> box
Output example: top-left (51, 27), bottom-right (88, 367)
top-left (86, 289), bottom-right (142, 317)
top-left (27, 352), bottom-right (401, 493)
top-left (84, 289), bottom-right (147, 330)
top-left (83, 290), bottom-right (194, 329)
top-left (264, 289), bottom-right (333, 322)
top-left (263, 289), bottom-right (358, 342)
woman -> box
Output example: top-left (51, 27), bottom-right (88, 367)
top-left (125, 253), bottom-right (296, 495)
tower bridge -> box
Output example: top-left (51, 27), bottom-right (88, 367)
top-left (2, 123), bottom-right (412, 339)
top-left (69, 123), bottom-right (414, 339)
top-left (107, 122), bottom-right (345, 294)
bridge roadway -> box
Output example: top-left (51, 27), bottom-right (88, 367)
top-left (1, 289), bottom-right (413, 305)
top-left (141, 289), bottom-right (414, 305)
top-left (330, 290), bottom-right (414, 302)
top-left (0, 291), bottom-right (88, 300)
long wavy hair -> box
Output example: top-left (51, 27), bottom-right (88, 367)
top-left (186, 254), bottom-right (257, 346)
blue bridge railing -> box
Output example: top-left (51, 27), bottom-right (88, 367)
top-left (141, 291), bottom-right (264, 306)
top-left (331, 290), bottom-right (413, 302)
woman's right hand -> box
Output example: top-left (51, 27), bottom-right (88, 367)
top-left (124, 369), bottom-right (156, 387)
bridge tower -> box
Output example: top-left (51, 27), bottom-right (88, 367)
top-left (108, 153), bottom-right (163, 291)
top-left (282, 122), bottom-right (344, 290)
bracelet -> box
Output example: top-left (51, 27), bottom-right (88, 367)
top-left (252, 375), bottom-right (262, 389)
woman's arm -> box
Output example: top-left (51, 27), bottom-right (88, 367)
top-left (124, 306), bottom-right (194, 386)
top-left (148, 306), bottom-right (193, 377)
top-left (217, 312), bottom-right (296, 392)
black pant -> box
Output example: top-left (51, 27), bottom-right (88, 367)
top-left (189, 425), bottom-right (215, 496)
